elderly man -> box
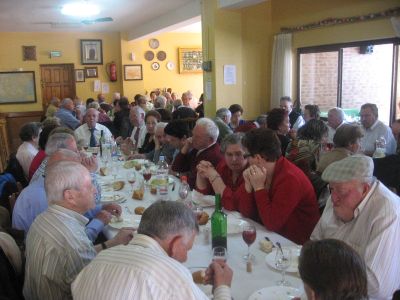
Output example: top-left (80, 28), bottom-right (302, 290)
top-left (279, 96), bottom-right (305, 130)
top-left (97, 93), bottom-right (106, 104)
top-left (55, 98), bottom-right (82, 129)
top-left (311, 155), bottom-right (400, 299)
top-left (214, 108), bottom-right (233, 142)
top-left (173, 118), bottom-right (223, 189)
top-left (172, 92), bottom-right (197, 120)
top-left (45, 96), bottom-right (60, 118)
top-left (359, 103), bottom-right (396, 156)
top-left (128, 105), bottom-right (147, 149)
top-left (23, 161), bottom-right (134, 300)
top-left (326, 107), bottom-right (345, 143)
top-left (72, 201), bottom-right (232, 300)
top-left (74, 108), bottom-right (112, 147)
top-left (154, 95), bottom-right (172, 121)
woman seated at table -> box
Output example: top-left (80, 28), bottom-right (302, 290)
top-left (164, 119), bottom-right (195, 160)
top-left (195, 133), bottom-right (254, 218)
top-left (228, 104), bottom-right (245, 130)
top-left (298, 239), bottom-right (367, 300)
top-left (138, 110), bottom-right (161, 154)
top-left (242, 128), bottom-right (320, 245)
top-left (267, 108), bottom-right (292, 155)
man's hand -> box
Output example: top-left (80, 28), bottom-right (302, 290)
top-left (181, 137), bottom-right (193, 155)
top-left (102, 203), bottom-right (122, 217)
top-left (95, 210), bottom-right (112, 225)
top-left (112, 228), bottom-right (135, 246)
top-left (196, 162), bottom-right (218, 180)
top-left (81, 155), bottom-right (98, 173)
top-left (205, 261), bottom-right (233, 288)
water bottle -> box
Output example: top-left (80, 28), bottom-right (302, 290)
top-left (373, 136), bottom-right (386, 158)
top-left (157, 156), bottom-right (169, 200)
top-left (178, 176), bottom-right (190, 201)
top-left (157, 156), bottom-right (169, 176)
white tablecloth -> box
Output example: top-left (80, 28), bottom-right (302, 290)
top-left (99, 160), bottom-right (304, 300)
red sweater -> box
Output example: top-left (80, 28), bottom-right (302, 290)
top-left (28, 150), bottom-right (46, 181)
top-left (251, 157), bottom-right (320, 245)
top-left (172, 143), bottom-right (223, 189)
top-left (196, 160), bottom-right (255, 219)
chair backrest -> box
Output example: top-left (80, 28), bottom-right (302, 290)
top-left (5, 154), bottom-right (28, 188)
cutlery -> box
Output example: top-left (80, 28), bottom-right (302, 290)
top-left (264, 237), bottom-right (276, 248)
top-left (276, 242), bottom-right (285, 257)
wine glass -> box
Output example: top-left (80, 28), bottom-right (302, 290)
top-left (178, 182), bottom-right (190, 201)
top-left (127, 171), bottom-right (137, 192)
top-left (212, 246), bottom-right (227, 262)
top-left (192, 205), bottom-right (203, 223)
top-left (110, 161), bottom-right (118, 201)
top-left (275, 248), bottom-right (292, 286)
top-left (242, 224), bottom-right (256, 261)
top-left (143, 167), bottom-right (152, 184)
top-left (101, 148), bottom-right (110, 167)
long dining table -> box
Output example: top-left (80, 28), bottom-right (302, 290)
top-left (98, 158), bottom-right (304, 300)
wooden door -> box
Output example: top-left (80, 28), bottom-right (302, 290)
top-left (40, 64), bottom-right (76, 110)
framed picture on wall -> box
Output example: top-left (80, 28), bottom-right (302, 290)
top-left (80, 39), bottom-right (103, 65)
top-left (85, 67), bottom-right (98, 78)
top-left (75, 69), bottom-right (85, 82)
top-left (124, 64), bottom-right (143, 80)
top-left (0, 71), bottom-right (37, 104)
top-left (178, 48), bottom-right (203, 74)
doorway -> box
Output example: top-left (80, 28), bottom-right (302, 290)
top-left (40, 64), bottom-right (76, 111)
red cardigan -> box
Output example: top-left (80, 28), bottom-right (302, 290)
top-left (28, 150), bottom-right (46, 181)
top-left (251, 157), bottom-right (320, 245)
top-left (172, 143), bottom-right (223, 189)
top-left (196, 160), bottom-right (255, 219)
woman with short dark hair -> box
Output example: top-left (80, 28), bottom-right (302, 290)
top-left (137, 110), bottom-right (161, 154)
top-left (228, 104), bottom-right (245, 130)
top-left (304, 104), bottom-right (320, 122)
top-left (267, 108), bottom-right (291, 155)
top-left (16, 122), bottom-right (42, 178)
top-left (299, 239), bottom-right (368, 300)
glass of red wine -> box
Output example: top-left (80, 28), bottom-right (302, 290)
top-left (242, 224), bottom-right (256, 261)
top-left (143, 167), bottom-right (152, 184)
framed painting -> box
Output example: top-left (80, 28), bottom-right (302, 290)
top-left (124, 64), bottom-right (143, 80)
top-left (80, 39), bottom-right (103, 65)
top-left (75, 69), bottom-right (85, 82)
top-left (0, 71), bottom-right (37, 104)
top-left (85, 67), bottom-right (98, 78)
top-left (178, 48), bottom-right (203, 74)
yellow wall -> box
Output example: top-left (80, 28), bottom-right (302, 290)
top-left (0, 31), bottom-right (122, 113)
top-left (121, 31), bottom-right (203, 101)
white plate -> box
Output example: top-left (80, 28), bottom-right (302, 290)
top-left (191, 190), bottom-right (215, 208)
top-left (108, 215), bottom-right (141, 229)
top-left (100, 194), bottom-right (125, 203)
top-left (265, 246), bottom-right (302, 273)
top-left (205, 215), bottom-right (249, 235)
top-left (248, 286), bottom-right (302, 300)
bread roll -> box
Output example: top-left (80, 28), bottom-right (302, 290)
top-left (134, 206), bottom-right (145, 215)
top-left (99, 167), bottom-right (109, 176)
top-left (192, 270), bottom-right (206, 284)
top-left (198, 212), bottom-right (209, 225)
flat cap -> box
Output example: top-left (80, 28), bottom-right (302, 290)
top-left (322, 154), bottom-right (373, 183)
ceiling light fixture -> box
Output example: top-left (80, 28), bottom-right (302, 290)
top-left (61, 2), bottom-right (100, 17)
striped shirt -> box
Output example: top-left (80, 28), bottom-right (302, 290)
top-left (72, 234), bottom-right (231, 300)
top-left (311, 181), bottom-right (400, 300)
top-left (24, 205), bottom-right (96, 300)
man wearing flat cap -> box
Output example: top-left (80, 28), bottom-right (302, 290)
top-left (311, 155), bottom-right (400, 300)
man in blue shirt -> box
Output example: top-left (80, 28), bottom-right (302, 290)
top-left (55, 98), bottom-right (81, 130)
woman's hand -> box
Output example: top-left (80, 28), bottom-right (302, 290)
top-left (246, 165), bottom-right (267, 191)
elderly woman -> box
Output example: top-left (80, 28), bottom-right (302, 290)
top-left (16, 122), bottom-right (42, 178)
top-left (228, 104), bottom-right (245, 130)
top-left (267, 108), bottom-right (292, 155)
top-left (299, 239), bottom-right (367, 300)
top-left (196, 133), bottom-right (253, 217)
top-left (317, 124), bottom-right (363, 174)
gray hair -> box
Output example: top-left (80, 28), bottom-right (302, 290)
top-left (216, 108), bottom-right (231, 120)
top-left (45, 161), bottom-right (89, 205)
top-left (45, 133), bottom-right (76, 156)
top-left (221, 132), bottom-right (245, 153)
top-left (155, 122), bottom-right (167, 130)
top-left (61, 98), bottom-right (73, 108)
top-left (50, 97), bottom-right (60, 105)
top-left (138, 201), bottom-right (198, 240)
top-left (154, 96), bottom-right (167, 109)
top-left (255, 114), bottom-right (268, 127)
top-left (87, 102), bottom-right (100, 110)
top-left (360, 103), bottom-right (379, 119)
top-left (328, 107), bottom-right (345, 122)
top-left (196, 118), bottom-right (219, 142)
top-left (131, 105), bottom-right (145, 117)
top-left (47, 149), bottom-right (80, 166)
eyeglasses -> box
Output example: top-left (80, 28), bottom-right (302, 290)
top-left (243, 153), bottom-right (252, 159)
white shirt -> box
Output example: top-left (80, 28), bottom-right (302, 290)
top-left (293, 115), bottom-right (305, 131)
top-left (72, 234), bottom-right (231, 300)
top-left (16, 141), bottom-right (38, 177)
top-left (361, 120), bottom-right (397, 155)
top-left (129, 124), bottom-right (147, 149)
top-left (24, 205), bottom-right (96, 300)
top-left (74, 123), bottom-right (113, 146)
top-left (326, 121), bottom-right (345, 144)
top-left (311, 181), bottom-right (400, 299)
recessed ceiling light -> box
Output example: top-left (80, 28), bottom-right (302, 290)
top-left (61, 2), bottom-right (101, 17)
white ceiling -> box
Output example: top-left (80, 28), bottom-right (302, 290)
top-left (0, 0), bottom-right (201, 39)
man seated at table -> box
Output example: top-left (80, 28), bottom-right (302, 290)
top-left (279, 96), bottom-right (305, 130)
top-left (172, 118), bottom-right (224, 189)
top-left (359, 103), bottom-right (397, 156)
top-left (326, 107), bottom-right (345, 144)
top-left (213, 108), bottom-right (233, 142)
top-left (24, 161), bottom-right (134, 300)
top-left (241, 128), bottom-right (320, 245)
top-left (172, 92), bottom-right (198, 120)
top-left (311, 155), bottom-right (400, 299)
top-left (72, 201), bottom-right (233, 300)
top-left (55, 98), bottom-right (82, 130)
top-left (74, 108), bottom-right (113, 147)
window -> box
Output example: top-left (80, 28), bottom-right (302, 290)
top-left (297, 38), bottom-right (400, 125)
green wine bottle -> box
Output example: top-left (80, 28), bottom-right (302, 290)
top-left (211, 194), bottom-right (227, 249)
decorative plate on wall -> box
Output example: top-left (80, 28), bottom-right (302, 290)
top-left (144, 50), bottom-right (154, 61)
top-left (157, 51), bottom-right (167, 61)
top-left (151, 62), bottom-right (160, 71)
top-left (149, 38), bottom-right (159, 49)
top-left (166, 61), bottom-right (175, 71)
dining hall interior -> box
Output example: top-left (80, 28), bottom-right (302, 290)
top-left (1, 0), bottom-right (400, 299)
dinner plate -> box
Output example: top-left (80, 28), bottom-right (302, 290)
top-left (265, 246), bottom-right (302, 273)
top-left (191, 190), bottom-right (214, 208)
top-left (205, 215), bottom-right (249, 235)
top-left (248, 286), bottom-right (302, 300)
top-left (100, 194), bottom-right (125, 204)
top-left (108, 215), bottom-right (141, 229)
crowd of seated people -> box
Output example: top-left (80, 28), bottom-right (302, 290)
top-left (2, 89), bottom-right (400, 300)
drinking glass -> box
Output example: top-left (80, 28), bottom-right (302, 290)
top-left (110, 161), bottom-right (118, 201)
top-left (178, 183), bottom-right (190, 201)
top-left (127, 171), bottom-right (137, 192)
top-left (242, 224), bottom-right (256, 261)
top-left (275, 248), bottom-right (292, 286)
top-left (192, 205), bottom-right (203, 223)
top-left (143, 167), bottom-right (152, 184)
top-left (101, 148), bottom-right (110, 167)
top-left (212, 246), bottom-right (227, 262)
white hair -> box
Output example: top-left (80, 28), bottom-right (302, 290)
top-left (155, 96), bottom-right (167, 109)
top-left (216, 108), bottom-right (231, 119)
top-left (45, 161), bottom-right (89, 205)
top-left (155, 122), bottom-right (167, 130)
top-left (131, 105), bottom-right (145, 117)
top-left (45, 133), bottom-right (76, 156)
top-left (61, 98), bottom-right (73, 108)
top-left (196, 118), bottom-right (219, 142)
top-left (328, 107), bottom-right (345, 122)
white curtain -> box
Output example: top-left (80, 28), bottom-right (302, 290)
top-left (270, 33), bottom-right (293, 109)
